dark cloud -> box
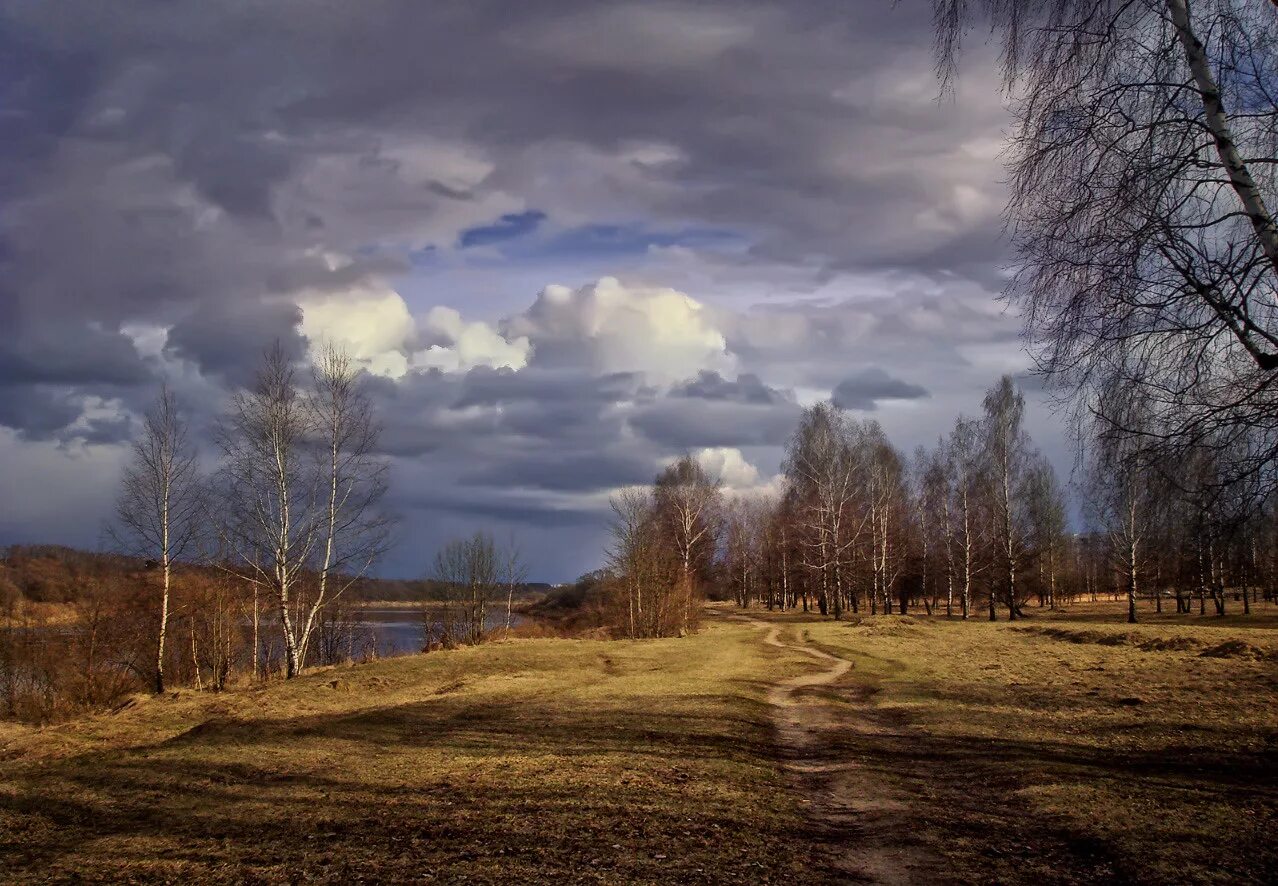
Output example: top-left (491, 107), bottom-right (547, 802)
top-left (0, 388), bottom-right (85, 441)
top-left (669, 371), bottom-right (783, 404)
top-left (454, 367), bottom-right (644, 409)
top-left (629, 397), bottom-right (802, 449)
top-left (461, 449), bottom-right (658, 493)
top-left (0, 325), bottom-right (148, 387)
top-left (165, 300), bottom-right (307, 385)
top-left (0, 1), bottom-right (1045, 580)
top-left (831, 368), bottom-right (930, 411)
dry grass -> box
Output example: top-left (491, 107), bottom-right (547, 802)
top-left (788, 600), bottom-right (1278, 885)
top-left (0, 625), bottom-right (822, 884)
top-left (4, 600), bottom-right (1275, 884)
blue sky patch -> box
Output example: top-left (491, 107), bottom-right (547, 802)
top-left (459, 210), bottom-right (548, 249)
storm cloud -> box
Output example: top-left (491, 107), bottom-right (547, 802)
top-left (0, 1), bottom-right (1059, 580)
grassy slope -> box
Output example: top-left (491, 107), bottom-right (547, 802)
top-left (789, 604), bottom-right (1278, 885)
top-left (0, 622), bottom-right (822, 885)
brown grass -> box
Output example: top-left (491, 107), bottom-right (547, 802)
top-left (788, 600), bottom-right (1278, 885)
top-left (3, 600), bottom-right (1275, 884)
top-left (0, 625), bottom-right (823, 884)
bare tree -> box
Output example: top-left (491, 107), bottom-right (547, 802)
top-left (946, 416), bottom-right (987, 620)
top-left (914, 444), bottom-right (953, 615)
top-left (432, 532), bottom-right (499, 645)
top-left (608, 488), bottom-right (654, 638)
top-left (1024, 453), bottom-right (1068, 609)
top-left (1086, 445), bottom-right (1157, 624)
top-left (218, 342), bottom-right (389, 678)
top-left (982, 376), bottom-right (1035, 621)
top-left (654, 456), bottom-right (721, 586)
top-left (607, 474), bottom-right (710, 639)
top-left (218, 344), bottom-right (314, 678)
top-left (784, 404), bottom-right (866, 617)
top-left (501, 534), bottom-right (528, 639)
top-left (932, 0), bottom-right (1278, 493)
top-left (864, 423), bottom-right (908, 614)
top-left (653, 455), bottom-right (722, 626)
top-left (110, 385), bottom-right (204, 693)
top-left (299, 344), bottom-right (391, 667)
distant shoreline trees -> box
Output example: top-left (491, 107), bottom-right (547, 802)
top-left (425, 531), bottom-right (527, 648)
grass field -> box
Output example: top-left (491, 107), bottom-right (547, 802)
top-left (0, 622), bottom-right (827, 884)
top-left (1, 602), bottom-right (1275, 884)
top-left (790, 601), bottom-right (1278, 885)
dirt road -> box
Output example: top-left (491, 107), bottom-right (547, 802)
top-left (738, 615), bottom-right (941, 885)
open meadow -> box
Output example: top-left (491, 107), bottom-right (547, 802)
top-left (1, 600), bottom-right (1274, 884)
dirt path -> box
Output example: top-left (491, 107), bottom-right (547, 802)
top-left (736, 616), bottom-right (942, 885)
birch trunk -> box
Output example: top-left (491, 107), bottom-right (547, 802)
top-left (1167, 0), bottom-right (1278, 323)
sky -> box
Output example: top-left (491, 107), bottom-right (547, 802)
top-left (0, 0), bottom-right (1072, 582)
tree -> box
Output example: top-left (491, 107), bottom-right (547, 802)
top-left (945, 416), bottom-right (987, 620)
top-left (982, 376), bottom-right (1034, 620)
top-left (1086, 443), bottom-right (1157, 624)
top-left (932, 0), bottom-right (1278, 494)
top-left (1024, 454), bottom-right (1068, 609)
top-left (218, 344), bottom-right (313, 678)
top-left (784, 404), bottom-right (865, 617)
top-left (302, 344), bottom-right (391, 667)
top-left (608, 487), bottom-right (654, 638)
top-left (864, 423), bottom-right (908, 614)
top-left (653, 455), bottom-right (722, 626)
top-left (110, 385), bottom-right (204, 693)
top-left (432, 532), bottom-right (499, 645)
top-left (915, 444), bottom-right (954, 615)
top-left (501, 535), bottom-right (528, 639)
top-left (218, 342), bottom-right (389, 678)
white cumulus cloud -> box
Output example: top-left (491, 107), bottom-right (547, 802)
top-left (414, 306), bottom-right (532, 374)
top-left (299, 283), bottom-right (417, 377)
top-left (506, 276), bottom-right (735, 381)
top-left (693, 446), bottom-right (784, 498)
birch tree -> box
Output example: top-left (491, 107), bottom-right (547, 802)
top-left (218, 344), bottom-right (314, 678)
top-left (1086, 446), bottom-right (1157, 624)
top-left (932, 0), bottom-right (1278, 493)
top-left (784, 403), bottom-right (866, 617)
top-left (653, 455), bottom-right (722, 623)
top-left (433, 532), bottom-right (499, 645)
top-left (864, 423), bottom-right (908, 614)
top-left (983, 377), bottom-right (1037, 621)
top-left (218, 342), bottom-right (389, 678)
top-left (946, 417), bottom-right (986, 619)
top-left (1024, 453), bottom-right (1068, 609)
top-left (915, 444), bottom-right (953, 615)
top-left (608, 488), bottom-right (652, 638)
top-left (300, 344), bottom-right (390, 667)
top-left (501, 535), bottom-right (528, 639)
top-left (110, 385), bottom-right (204, 693)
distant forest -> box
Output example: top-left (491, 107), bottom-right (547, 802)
top-left (0, 545), bottom-right (549, 607)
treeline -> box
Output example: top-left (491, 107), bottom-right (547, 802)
top-left (598, 375), bottom-right (1278, 634)
top-left (0, 545), bottom-right (543, 608)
